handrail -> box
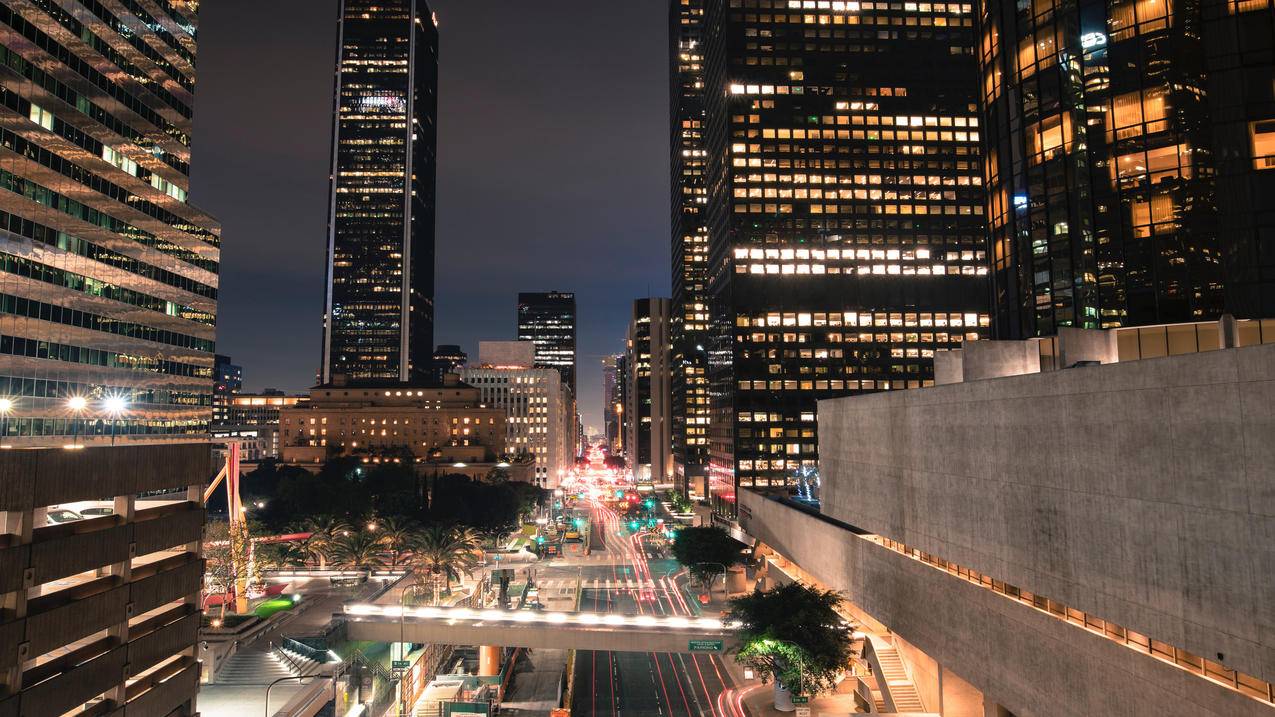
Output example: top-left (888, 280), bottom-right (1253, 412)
top-left (271, 641), bottom-right (306, 674)
top-left (282, 636), bottom-right (328, 664)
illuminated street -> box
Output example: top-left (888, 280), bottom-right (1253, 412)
top-left (562, 457), bottom-right (745, 717)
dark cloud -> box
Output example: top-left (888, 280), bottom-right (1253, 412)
top-left (193, 1), bottom-right (670, 429)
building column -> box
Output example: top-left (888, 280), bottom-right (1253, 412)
top-left (102, 494), bottom-right (136, 706)
top-left (0, 507), bottom-right (34, 696)
top-left (478, 645), bottom-right (501, 677)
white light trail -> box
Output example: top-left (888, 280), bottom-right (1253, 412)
top-left (342, 603), bottom-right (738, 632)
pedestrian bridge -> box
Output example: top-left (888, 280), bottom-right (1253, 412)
top-left (340, 603), bottom-right (735, 654)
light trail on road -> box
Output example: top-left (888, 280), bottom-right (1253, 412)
top-left (563, 460), bottom-right (738, 717)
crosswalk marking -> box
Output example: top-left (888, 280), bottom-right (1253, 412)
top-left (533, 578), bottom-right (666, 590)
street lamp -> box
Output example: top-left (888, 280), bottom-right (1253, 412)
top-left (0, 397), bottom-right (13, 447)
top-left (66, 395), bottom-right (87, 447)
top-left (758, 638), bottom-right (807, 702)
top-left (694, 561), bottom-right (729, 597)
top-left (102, 394), bottom-right (128, 445)
top-left (397, 583), bottom-right (430, 716)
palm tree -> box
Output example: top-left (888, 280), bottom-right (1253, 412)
top-left (301, 515), bottom-right (354, 569)
top-left (330, 531), bottom-right (386, 570)
top-left (411, 526), bottom-right (482, 605)
top-left (375, 516), bottom-right (419, 568)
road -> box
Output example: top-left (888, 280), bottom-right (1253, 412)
top-left (568, 500), bottom-right (737, 716)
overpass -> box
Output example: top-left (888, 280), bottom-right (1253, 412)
top-left (341, 603), bottom-right (737, 654)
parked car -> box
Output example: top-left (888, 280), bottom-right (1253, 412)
top-left (45, 509), bottom-right (83, 524)
top-left (79, 507), bottom-right (114, 517)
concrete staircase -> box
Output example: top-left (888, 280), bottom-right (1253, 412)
top-left (873, 643), bottom-right (925, 713)
top-left (213, 644), bottom-right (320, 685)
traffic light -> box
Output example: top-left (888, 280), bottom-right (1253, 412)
top-left (643, 498), bottom-right (655, 509)
top-left (535, 535), bottom-right (546, 544)
top-left (628, 520), bottom-right (640, 531)
top-left (615, 489), bottom-right (624, 498)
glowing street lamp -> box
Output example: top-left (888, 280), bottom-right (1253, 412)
top-left (66, 395), bottom-right (87, 447)
top-left (102, 394), bottom-right (128, 445)
top-left (0, 397), bottom-right (12, 447)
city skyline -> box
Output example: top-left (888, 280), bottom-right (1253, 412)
top-left (195, 0), bottom-right (668, 428)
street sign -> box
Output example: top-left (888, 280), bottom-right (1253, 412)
top-left (791, 696), bottom-right (809, 704)
top-left (687, 639), bottom-right (724, 652)
top-left (392, 660), bottom-right (410, 669)
top-left (795, 708), bottom-right (811, 717)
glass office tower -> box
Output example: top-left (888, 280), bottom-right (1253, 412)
top-left (979, 0), bottom-right (1275, 338)
top-left (517, 291), bottom-right (577, 394)
top-left (322, 0), bottom-right (438, 383)
top-left (701, 0), bottom-right (991, 509)
top-left (0, 1), bottom-right (220, 445)
top-left (670, 0), bottom-right (713, 495)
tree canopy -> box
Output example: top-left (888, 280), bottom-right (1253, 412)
top-left (728, 582), bottom-right (854, 696)
top-left (670, 526), bottom-right (746, 584)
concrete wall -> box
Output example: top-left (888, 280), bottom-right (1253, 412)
top-left (817, 343), bottom-right (1275, 687)
top-left (960, 340), bottom-right (1040, 382)
top-left (738, 491), bottom-right (1270, 717)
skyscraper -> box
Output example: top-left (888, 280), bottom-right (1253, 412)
top-left (0, 2), bottom-right (216, 712)
top-left (979, 0), bottom-right (1275, 337)
top-left (625, 298), bottom-right (673, 484)
top-left (322, 0), bottom-right (438, 384)
top-left (0, 1), bottom-right (220, 444)
top-left (602, 354), bottom-right (622, 455)
top-left (670, 0), bottom-right (712, 496)
top-left (516, 291), bottom-right (577, 393)
top-left (212, 354), bottom-right (242, 426)
top-left (699, 0), bottom-right (990, 508)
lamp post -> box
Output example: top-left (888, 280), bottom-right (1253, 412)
top-left (66, 395), bottom-right (87, 447)
top-left (694, 561), bottom-right (728, 597)
top-left (103, 395), bottom-right (127, 445)
top-left (398, 582), bottom-right (429, 716)
top-left (763, 638), bottom-right (807, 706)
top-left (0, 397), bottom-right (12, 447)
top-left (264, 674), bottom-right (322, 717)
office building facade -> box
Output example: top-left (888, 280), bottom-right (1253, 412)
top-left (978, 0), bottom-right (1275, 339)
top-left (624, 298), bottom-right (672, 484)
top-left (516, 291), bottom-right (577, 394)
top-left (699, 0), bottom-right (991, 507)
top-left (460, 365), bottom-right (572, 488)
top-left (279, 375), bottom-right (504, 465)
top-left (0, 0), bottom-right (221, 446)
top-left (0, 2), bottom-right (215, 713)
top-left (322, 0), bottom-right (438, 384)
top-left (211, 355), bottom-right (241, 426)
top-left (670, 0), bottom-right (713, 495)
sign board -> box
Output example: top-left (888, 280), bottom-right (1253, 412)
top-left (392, 660), bottom-right (410, 669)
top-left (791, 696), bottom-right (809, 704)
top-left (687, 639), bottom-right (724, 652)
top-left (795, 708), bottom-right (811, 717)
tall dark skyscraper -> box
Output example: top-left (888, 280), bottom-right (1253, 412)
top-left (670, 0), bottom-right (712, 495)
top-left (213, 354), bottom-right (242, 426)
top-left (322, 0), bottom-right (438, 384)
top-left (625, 298), bottom-right (673, 483)
top-left (699, 0), bottom-right (990, 509)
top-left (602, 354), bottom-right (622, 455)
top-left (517, 291), bottom-right (577, 394)
top-left (0, 0), bottom-right (220, 444)
top-left (979, 0), bottom-right (1275, 338)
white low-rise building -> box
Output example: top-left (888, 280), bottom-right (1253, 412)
top-left (461, 342), bottom-right (574, 488)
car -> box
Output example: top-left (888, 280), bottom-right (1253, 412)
top-left (79, 507), bottom-right (114, 517)
top-left (45, 509), bottom-right (83, 524)
top-left (563, 531), bottom-right (580, 540)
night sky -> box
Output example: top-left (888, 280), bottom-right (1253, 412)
top-left (191, 1), bottom-right (670, 430)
